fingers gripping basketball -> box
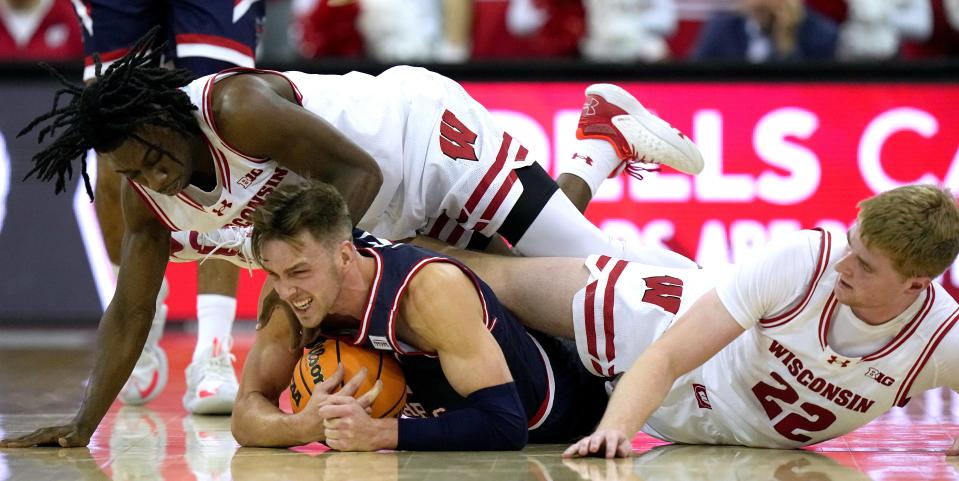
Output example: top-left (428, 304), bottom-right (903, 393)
top-left (290, 339), bottom-right (406, 418)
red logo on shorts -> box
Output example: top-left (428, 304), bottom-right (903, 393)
top-left (693, 384), bottom-right (711, 409)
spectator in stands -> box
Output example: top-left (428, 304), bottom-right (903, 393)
top-left (472, 0), bottom-right (583, 59)
top-left (357, 0), bottom-right (447, 62)
top-left (692, 0), bottom-right (838, 62)
top-left (580, 0), bottom-right (677, 63)
top-left (0, 0), bottom-right (81, 60)
top-left (901, 0), bottom-right (959, 58)
top-left (836, 0), bottom-right (932, 60)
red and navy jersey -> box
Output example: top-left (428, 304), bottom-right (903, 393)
top-left (322, 230), bottom-right (607, 442)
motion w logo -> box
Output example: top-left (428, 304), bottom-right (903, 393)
top-left (439, 110), bottom-right (478, 161)
top-left (642, 275), bottom-right (684, 315)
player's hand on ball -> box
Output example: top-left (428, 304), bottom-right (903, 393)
top-left (319, 381), bottom-right (384, 452)
top-left (0, 424), bottom-right (90, 448)
top-left (563, 429), bottom-right (632, 459)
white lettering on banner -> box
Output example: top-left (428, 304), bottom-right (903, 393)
top-left (598, 218), bottom-right (678, 253)
top-left (73, 149), bottom-right (116, 311)
top-left (694, 109), bottom-right (755, 202)
top-left (754, 108), bottom-right (822, 205)
top-left (690, 219), bottom-right (850, 268)
top-left (859, 108), bottom-right (945, 193)
top-left (0, 132), bottom-right (9, 235)
top-left (489, 110), bottom-right (552, 172)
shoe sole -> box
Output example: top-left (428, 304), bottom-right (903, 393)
top-left (586, 83), bottom-right (704, 175)
top-left (184, 386), bottom-right (238, 415)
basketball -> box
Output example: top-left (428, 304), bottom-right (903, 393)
top-left (289, 338), bottom-right (406, 418)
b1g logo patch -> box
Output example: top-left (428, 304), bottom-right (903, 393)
top-left (237, 168), bottom-right (264, 189)
top-left (693, 383), bottom-right (712, 409)
top-left (865, 367), bottom-right (895, 386)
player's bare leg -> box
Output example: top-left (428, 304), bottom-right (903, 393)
top-left (411, 236), bottom-right (584, 338)
top-left (556, 174), bottom-right (592, 213)
top-left (184, 260), bottom-right (241, 414)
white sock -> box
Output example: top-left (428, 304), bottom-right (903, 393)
top-left (194, 294), bottom-right (237, 361)
top-left (513, 192), bottom-right (697, 268)
top-left (559, 138), bottom-right (622, 196)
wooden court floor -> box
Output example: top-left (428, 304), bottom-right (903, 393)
top-left (1, 331), bottom-right (958, 481)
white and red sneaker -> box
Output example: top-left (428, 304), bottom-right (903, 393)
top-left (577, 83), bottom-right (704, 178)
top-left (118, 305), bottom-right (169, 405)
top-left (183, 337), bottom-right (239, 415)
top-left (169, 225), bottom-right (258, 270)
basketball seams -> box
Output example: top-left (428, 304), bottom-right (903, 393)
top-left (289, 339), bottom-right (407, 417)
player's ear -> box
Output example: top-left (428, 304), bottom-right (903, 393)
top-left (907, 275), bottom-right (932, 294)
top-left (336, 239), bottom-right (353, 271)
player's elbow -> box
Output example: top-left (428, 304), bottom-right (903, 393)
top-left (230, 397), bottom-right (264, 447)
top-left (498, 415), bottom-right (528, 450)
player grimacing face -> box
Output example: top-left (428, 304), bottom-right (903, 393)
top-left (99, 125), bottom-right (199, 196)
top-left (833, 226), bottom-right (926, 320)
top-left (259, 231), bottom-right (350, 329)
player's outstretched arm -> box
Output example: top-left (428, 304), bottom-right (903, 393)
top-left (232, 282), bottom-right (379, 447)
top-left (564, 289), bottom-right (745, 459)
top-left (0, 183), bottom-right (170, 448)
top-left (211, 74), bottom-right (383, 225)
top-left (318, 263), bottom-right (527, 452)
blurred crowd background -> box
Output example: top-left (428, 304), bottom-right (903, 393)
top-left (2, 0), bottom-right (958, 65)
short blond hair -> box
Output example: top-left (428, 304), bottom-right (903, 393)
top-left (250, 181), bottom-right (352, 263)
top-left (857, 184), bottom-right (959, 278)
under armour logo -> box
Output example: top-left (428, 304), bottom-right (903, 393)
top-left (572, 153), bottom-right (594, 166)
top-left (212, 200), bottom-right (233, 217)
top-left (827, 355), bottom-right (850, 367)
top-left (582, 97), bottom-right (599, 116)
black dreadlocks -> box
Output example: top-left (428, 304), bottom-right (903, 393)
top-left (19, 27), bottom-right (201, 201)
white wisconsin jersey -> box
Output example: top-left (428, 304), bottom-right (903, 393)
top-left (644, 230), bottom-right (959, 448)
top-left (134, 66), bottom-right (533, 240)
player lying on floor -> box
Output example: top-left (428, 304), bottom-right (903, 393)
top-left (1, 27), bottom-right (702, 447)
top-left (419, 184), bottom-right (959, 457)
top-left (231, 181), bottom-right (610, 451)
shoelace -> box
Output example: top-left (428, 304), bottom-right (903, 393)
top-left (199, 351), bottom-right (237, 385)
top-left (198, 226), bottom-right (256, 276)
top-left (624, 161), bottom-right (661, 181)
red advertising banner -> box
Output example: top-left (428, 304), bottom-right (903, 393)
top-left (163, 82), bottom-right (959, 320)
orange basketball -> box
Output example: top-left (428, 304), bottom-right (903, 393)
top-left (289, 338), bottom-right (406, 418)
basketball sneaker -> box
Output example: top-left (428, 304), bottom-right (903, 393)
top-left (118, 304), bottom-right (169, 405)
top-left (577, 83), bottom-right (704, 178)
top-left (183, 337), bottom-right (239, 415)
top-left (169, 225), bottom-right (258, 270)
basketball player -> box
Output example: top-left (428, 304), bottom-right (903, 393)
top-left (74, 0), bottom-right (265, 414)
top-left (233, 182), bottom-right (609, 450)
top-left (423, 184), bottom-right (959, 457)
top-left (1, 29), bottom-right (701, 447)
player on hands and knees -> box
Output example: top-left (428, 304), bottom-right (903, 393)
top-left (76, 0), bottom-right (265, 413)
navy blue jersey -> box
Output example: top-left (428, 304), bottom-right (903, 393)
top-left (319, 230), bottom-right (607, 442)
top-left (74, 0), bottom-right (264, 81)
